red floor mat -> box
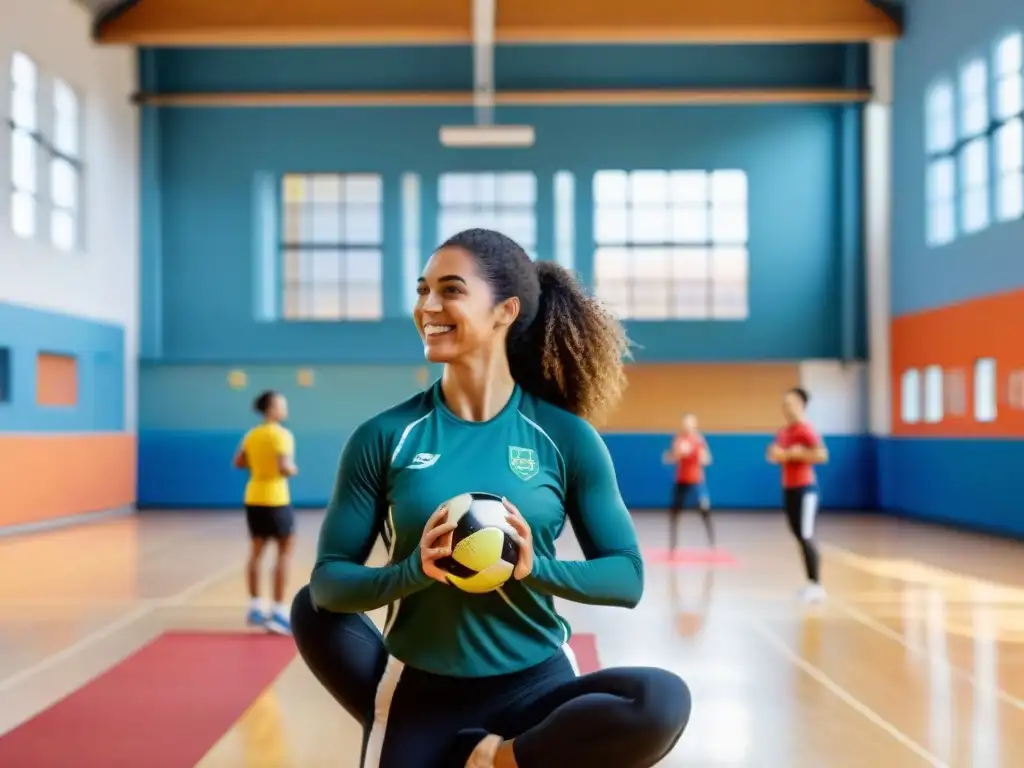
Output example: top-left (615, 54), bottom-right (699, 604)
top-left (0, 631), bottom-right (602, 767)
top-left (645, 547), bottom-right (738, 566)
top-left (568, 633), bottom-right (601, 674)
top-left (0, 632), bottom-right (296, 768)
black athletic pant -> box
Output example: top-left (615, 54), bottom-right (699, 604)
top-left (668, 482), bottom-right (714, 549)
top-left (783, 486), bottom-right (821, 583)
top-left (291, 585), bottom-right (691, 768)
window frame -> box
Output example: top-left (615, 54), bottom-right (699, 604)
top-left (973, 357), bottom-right (998, 423)
top-left (591, 168), bottom-right (750, 321)
top-left (901, 368), bottom-right (922, 424)
top-left (8, 51), bottom-right (42, 241)
top-left (435, 171), bottom-right (539, 258)
top-left (993, 31), bottom-right (1024, 222)
top-left (49, 76), bottom-right (84, 252)
top-left (278, 172), bottom-right (386, 322)
top-left (958, 57), bottom-right (992, 235)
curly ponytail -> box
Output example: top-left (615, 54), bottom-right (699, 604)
top-left (439, 228), bottom-right (632, 426)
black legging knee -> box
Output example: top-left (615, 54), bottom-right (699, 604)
top-left (291, 585), bottom-right (690, 768)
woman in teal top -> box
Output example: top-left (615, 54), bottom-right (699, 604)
top-left (291, 229), bottom-right (691, 768)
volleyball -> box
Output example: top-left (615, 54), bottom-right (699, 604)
top-left (436, 492), bottom-right (520, 594)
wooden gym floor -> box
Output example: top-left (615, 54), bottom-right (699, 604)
top-left (0, 510), bottom-right (1022, 767)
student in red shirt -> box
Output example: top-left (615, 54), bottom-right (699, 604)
top-left (663, 412), bottom-right (714, 550)
top-left (767, 387), bottom-right (829, 602)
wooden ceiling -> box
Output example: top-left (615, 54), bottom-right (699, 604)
top-left (95, 0), bottom-right (902, 46)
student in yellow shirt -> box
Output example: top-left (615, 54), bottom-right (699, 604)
top-left (233, 390), bottom-right (298, 635)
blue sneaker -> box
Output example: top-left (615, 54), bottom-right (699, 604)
top-left (246, 607), bottom-right (265, 627)
top-left (265, 610), bottom-right (292, 636)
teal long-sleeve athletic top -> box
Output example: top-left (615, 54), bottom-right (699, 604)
top-left (310, 381), bottom-right (644, 678)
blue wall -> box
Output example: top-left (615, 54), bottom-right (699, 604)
top-left (890, 0), bottom-right (1024, 316)
top-left (136, 363), bottom-right (875, 510)
top-left (0, 302), bottom-right (125, 432)
top-left (140, 44), bottom-right (867, 364)
top-left (137, 43), bottom-right (874, 511)
top-left (882, 0), bottom-right (1024, 537)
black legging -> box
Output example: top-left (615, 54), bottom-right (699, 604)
top-left (291, 585), bottom-right (691, 768)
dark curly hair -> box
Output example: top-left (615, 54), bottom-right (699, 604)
top-left (253, 390), bottom-right (279, 415)
top-left (438, 228), bottom-right (632, 426)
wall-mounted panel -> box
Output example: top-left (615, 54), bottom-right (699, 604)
top-left (137, 360), bottom-right (872, 510)
top-left (891, 289), bottom-right (1024, 437)
top-left (36, 353), bottom-right (78, 407)
top-left (0, 433), bottom-right (136, 527)
top-left (0, 302), bottom-right (126, 432)
top-left (606, 362), bottom-right (800, 433)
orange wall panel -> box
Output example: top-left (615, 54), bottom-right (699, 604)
top-left (36, 352), bottom-right (78, 407)
top-left (606, 362), bottom-right (800, 433)
top-left (891, 289), bottom-right (1024, 437)
top-left (0, 434), bottom-right (136, 527)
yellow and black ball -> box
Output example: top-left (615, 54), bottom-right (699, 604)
top-left (436, 492), bottom-right (520, 594)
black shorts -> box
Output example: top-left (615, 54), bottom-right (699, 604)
top-left (245, 504), bottom-right (295, 540)
top-left (669, 481), bottom-right (710, 512)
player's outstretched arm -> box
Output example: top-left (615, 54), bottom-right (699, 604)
top-left (310, 423), bottom-right (433, 613)
top-left (523, 421), bottom-right (643, 608)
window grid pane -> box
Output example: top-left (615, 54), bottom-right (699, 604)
top-left (925, 80), bottom-right (956, 154)
top-left (974, 358), bottom-right (997, 423)
top-left (923, 365), bottom-right (944, 423)
top-left (959, 138), bottom-right (990, 233)
top-left (554, 171), bottom-right (575, 271)
top-left (280, 173), bottom-right (385, 321)
top-left (591, 168), bottom-right (750, 320)
top-left (959, 59), bottom-right (989, 138)
top-left (437, 172), bottom-right (538, 257)
top-left (901, 369), bottom-right (921, 423)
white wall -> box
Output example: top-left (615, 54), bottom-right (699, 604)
top-left (799, 360), bottom-right (868, 435)
top-left (0, 0), bottom-right (139, 430)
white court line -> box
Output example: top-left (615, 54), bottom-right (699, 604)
top-left (0, 605), bottom-right (155, 693)
top-left (0, 559), bottom-right (245, 693)
top-left (750, 619), bottom-right (950, 768)
top-left (830, 597), bottom-right (1024, 712)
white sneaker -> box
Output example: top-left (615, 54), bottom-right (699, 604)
top-left (798, 583), bottom-right (827, 603)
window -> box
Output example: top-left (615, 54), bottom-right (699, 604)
top-left (36, 352), bottom-right (77, 407)
top-left (923, 365), bottom-right (944, 423)
top-left (994, 32), bottom-right (1024, 221)
top-left (592, 169), bottom-right (749, 320)
top-left (944, 368), bottom-right (967, 416)
top-left (280, 173), bottom-right (384, 321)
top-left (959, 59), bottom-right (991, 234)
top-left (50, 79), bottom-right (81, 251)
top-left (8, 52), bottom-right (38, 239)
top-left (925, 80), bottom-right (956, 246)
top-left (402, 172), bottom-right (421, 314)
top-left (554, 171), bottom-right (575, 272)
top-left (901, 369), bottom-right (921, 423)
top-left (926, 157), bottom-right (956, 246)
top-left (437, 173), bottom-right (536, 256)
top-left (1009, 370), bottom-right (1024, 410)
top-left (974, 358), bottom-right (997, 422)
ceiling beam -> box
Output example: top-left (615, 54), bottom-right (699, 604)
top-left (93, 0), bottom-right (900, 46)
top-left (133, 88), bottom-right (874, 108)
top-left (473, 0), bottom-right (497, 126)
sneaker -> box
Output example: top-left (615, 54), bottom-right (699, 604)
top-left (265, 610), bottom-right (292, 636)
top-left (246, 607), bottom-right (266, 627)
top-left (798, 583), bottom-right (827, 604)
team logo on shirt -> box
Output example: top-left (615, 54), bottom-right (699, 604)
top-left (508, 446), bottom-right (539, 481)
